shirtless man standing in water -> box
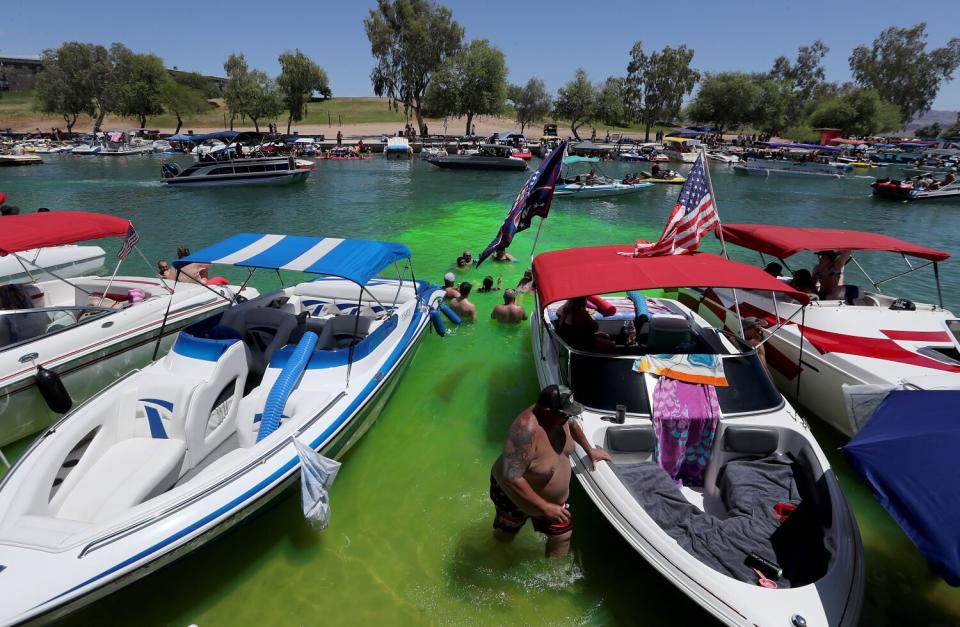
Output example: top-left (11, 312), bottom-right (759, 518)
top-left (489, 385), bottom-right (611, 557)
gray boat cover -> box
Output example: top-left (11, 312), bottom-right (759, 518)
top-left (614, 456), bottom-right (828, 587)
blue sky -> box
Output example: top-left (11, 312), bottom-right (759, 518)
top-left (3, 0), bottom-right (960, 111)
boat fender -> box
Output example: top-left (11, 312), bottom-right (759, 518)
top-left (626, 290), bottom-right (650, 324)
top-left (35, 364), bottom-right (72, 414)
top-left (439, 304), bottom-right (461, 326)
top-left (430, 309), bottom-right (446, 336)
top-left (586, 295), bottom-right (616, 317)
top-left (207, 276), bottom-right (230, 286)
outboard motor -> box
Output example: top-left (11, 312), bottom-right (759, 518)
top-left (35, 365), bottom-right (72, 414)
top-left (161, 162), bottom-right (181, 179)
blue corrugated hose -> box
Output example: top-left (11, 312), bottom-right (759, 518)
top-left (256, 331), bottom-right (318, 442)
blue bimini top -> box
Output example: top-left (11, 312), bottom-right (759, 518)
top-left (173, 233), bottom-right (411, 286)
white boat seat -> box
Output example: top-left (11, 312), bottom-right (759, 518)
top-left (56, 437), bottom-right (186, 523)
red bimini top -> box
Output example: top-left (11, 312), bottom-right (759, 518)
top-left (0, 211), bottom-right (131, 256)
top-left (719, 224), bottom-right (950, 262)
top-left (533, 246), bottom-right (810, 306)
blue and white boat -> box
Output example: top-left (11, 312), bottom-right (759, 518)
top-left (0, 233), bottom-right (445, 624)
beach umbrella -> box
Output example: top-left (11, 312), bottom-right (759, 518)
top-left (841, 390), bottom-right (960, 586)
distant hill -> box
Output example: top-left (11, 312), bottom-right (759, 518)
top-left (907, 109), bottom-right (959, 130)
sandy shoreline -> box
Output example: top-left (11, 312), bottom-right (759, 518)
top-left (6, 114), bottom-right (651, 141)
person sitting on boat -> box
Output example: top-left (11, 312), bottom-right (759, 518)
top-left (491, 289), bottom-right (527, 324)
top-left (450, 281), bottom-right (477, 321)
top-left (157, 259), bottom-right (175, 281)
top-left (742, 316), bottom-right (770, 375)
top-left (789, 269), bottom-right (818, 297)
top-left (929, 168), bottom-right (957, 190)
top-left (555, 296), bottom-right (599, 350)
top-left (812, 250), bottom-right (852, 300)
top-left (651, 163), bottom-right (662, 178)
top-left (175, 245), bottom-right (210, 285)
top-left (585, 169), bottom-right (598, 184)
top-left (489, 384), bottom-right (610, 558)
top-left (442, 272), bottom-right (460, 300)
top-left (763, 262), bottom-right (783, 278)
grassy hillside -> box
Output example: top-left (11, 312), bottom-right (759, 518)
top-left (1, 89), bottom-right (673, 138)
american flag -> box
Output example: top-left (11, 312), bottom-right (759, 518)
top-left (476, 141), bottom-right (567, 267)
top-left (117, 222), bottom-right (140, 260)
top-left (632, 152), bottom-right (718, 256)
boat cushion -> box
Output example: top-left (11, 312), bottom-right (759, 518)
top-left (56, 437), bottom-right (186, 523)
top-left (613, 456), bottom-right (829, 587)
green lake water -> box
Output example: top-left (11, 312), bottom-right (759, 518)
top-left (1, 154), bottom-right (959, 626)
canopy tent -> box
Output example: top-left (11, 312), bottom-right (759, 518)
top-left (664, 128), bottom-right (702, 139)
top-left (718, 224), bottom-right (950, 262)
top-left (188, 130), bottom-right (240, 143)
top-left (563, 155), bottom-right (600, 165)
top-left (173, 233), bottom-right (411, 286)
top-left (687, 125), bottom-right (719, 133)
top-left (764, 141), bottom-right (841, 152)
top-left (0, 211), bottom-right (132, 256)
top-left (571, 141), bottom-right (604, 152)
top-left (532, 247), bottom-right (810, 306)
top-left (842, 390), bottom-right (960, 586)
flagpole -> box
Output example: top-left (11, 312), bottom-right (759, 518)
top-left (700, 146), bottom-right (745, 339)
top-left (529, 217), bottom-right (545, 263)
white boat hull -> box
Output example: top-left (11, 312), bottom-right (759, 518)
top-left (530, 295), bottom-right (863, 626)
top-left (554, 182), bottom-right (653, 198)
top-left (0, 278), bottom-right (443, 623)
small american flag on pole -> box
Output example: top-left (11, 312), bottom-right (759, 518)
top-left (631, 152), bottom-right (718, 256)
top-left (117, 222), bottom-right (140, 260)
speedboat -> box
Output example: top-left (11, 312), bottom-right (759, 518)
top-left (872, 177), bottom-right (960, 202)
top-left (706, 151), bottom-right (741, 164)
top-left (734, 158), bottom-right (852, 178)
top-left (676, 224), bottom-right (958, 436)
top-left (0, 233), bottom-right (443, 624)
top-left (385, 136), bottom-right (412, 159)
top-left (318, 147), bottom-right (370, 161)
top-left (0, 154), bottom-right (43, 166)
top-left (99, 131), bottom-right (157, 156)
top-left (554, 179), bottom-right (653, 198)
top-left (662, 138), bottom-right (699, 163)
top-left (426, 144), bottom-right (528, 171)
top-left (0, 212), bottom-right (252, 447)
top-left (531, 246), bottom-right (863, 626)
top-left (510, 147), bottom-right (533, 161)
top-left (639, 169), bottom-right (686, 184)
top-left (161, 155), bottom-right (310, 187)
top-left (0, 244), bottom-right (106, 285)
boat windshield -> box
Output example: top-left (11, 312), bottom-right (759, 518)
top-left (564, 349), bottom-right (781, 416)
top-left (0, 307), bottom-right (112, 351)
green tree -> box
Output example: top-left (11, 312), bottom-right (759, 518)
top-left (770, 40), bottom-right (830, 124)
top-left (594, 77), bottom-right (628, 128)
top-left (33, 42), bottom-right (98, 132)
top-left (224, 53), bottom-right (252, 130)
top-left (110, 44), bottom-right (167, 128)
top-left (87, 44), bottom-right (114, 132)
top-left (423, 38), bottom-right (507, 135)
top-left (243, 71), bottom-right (284, 133)
top-left (913, 122), bottom-right (942, 138)
top-left (807, 88), bottom-right (902, 136)
top-left (507, 78), bottom-right (552, 134)
top-left (751, 78), bottom-right (795, 136)
top-left (161, 74), bottom-right (210, 134)
top-left (277, 50), bottom-right (331, 134)
top-left (685, 72), bottom-right (761, 134)
top-left (941, 114), bottom-right (960, 139)
top-left (552, 68), bottom-right (596, 140)
top-left (364, 0), bottom-right (464, 135)
top-left (850, 23), bottom-right (960, 122)
top-left (625, 42), bottom-right (699, 141)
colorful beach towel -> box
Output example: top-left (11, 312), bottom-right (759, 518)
top-left (651, 377), bottom-right (721, 486)
top-left (634, 353), bottom-right (728, 387)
